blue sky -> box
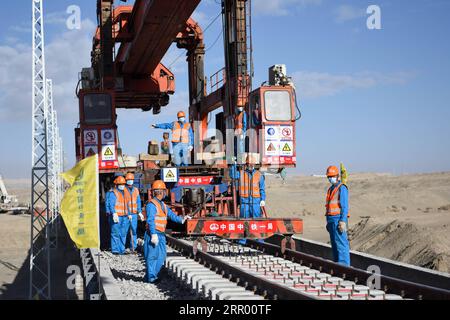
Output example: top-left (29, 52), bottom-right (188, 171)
top-left (0, 0), bottom-right (449, 178)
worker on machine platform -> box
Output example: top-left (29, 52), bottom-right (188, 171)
top-left (151, 111), bottom-right (194, 166)
top-left (143, 180), bottom-right (191, 283)
top-left (230, 154), bottom-right (266, 244)
top-left (325, 165), bottom-right (350, 266)
top-left (235, 106), bottom-right (247, 164)
top-left (107, 176), bottom-right (131, 255)
top-left (124, 173), bottom-right (145, 252)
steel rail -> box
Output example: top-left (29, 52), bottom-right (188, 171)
top-left (246, 239), bottom-right (450, 300)
top-left (166, 235), bottom-right (317, 300)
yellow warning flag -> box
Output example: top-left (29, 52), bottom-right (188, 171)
top-left (340, 162), bottom-right (348, 185)
top-left (60, 155), bottom-right (99, 249)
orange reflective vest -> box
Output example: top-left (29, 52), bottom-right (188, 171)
top-left (235, 112), bottom-right (244, 131)
top-left (149, 199), bottom-right (168, 233)
top-left (239, 170), bottom-right (261, 198)
top-left (125, 187), bottom-right (140, 214)
top-left (113, 189), bottom-right (128, 216)
top-left (325, 183), bottom-right (350, 217)
top-left (172, 122), bottom-right (190, 144)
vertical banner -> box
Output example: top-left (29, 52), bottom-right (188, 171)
top-left (60, 154), bottom-right (99, 249)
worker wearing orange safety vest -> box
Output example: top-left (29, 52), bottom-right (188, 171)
top-left (325, 165), bottom-right (350, 266)
top-left (143, 181), bottom-right (191, 283)
top-left (124, 173), bottom-right (144, 251)
top-left (108, 176), bottom-right (131, 255)
top-left (235, 107), bottom-right (247, 164)
top-left (151, 111), bottom-right (194, 166)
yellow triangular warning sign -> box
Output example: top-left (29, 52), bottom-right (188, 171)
top-left (104, 147), bottom-right (113, 156)
top-left (165, 170), bottom-right (175, 179)
top-left (282, 143), bottom-right (291, 152)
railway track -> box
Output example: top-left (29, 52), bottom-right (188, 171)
top-left (164, 235), bottom-right (450, 301)
top-left (91, 236), bottom-right (450, 300)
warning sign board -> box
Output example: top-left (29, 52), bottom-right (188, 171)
top-left (265, 141), bottom-right (279, 156)
top-left (280, 142), bottom-right (294, 156)
top-left (84, 146), bottom-right (98, 158)
top-left (280, 126), bottom-right (293, 140)
top-left (101, 129), bottom-right (115, 144)
top-left (162, 168), bottom-right (178, 183)
top-left (265, 126), bottom-right (279, 141)
top-left (84, 130), bottom-right (98, 145)
top-left (101, 145), bottom-right (116, 161)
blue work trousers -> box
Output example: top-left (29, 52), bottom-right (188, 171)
top-left (143, 232), bottom-right (167, 283)
top-left (127, 214), bottom-right (138, 251)
top-left (110, 215), bottom-right (130, 254)
top-left (326, 215), bottom-right (350, 266)
top-left (238, 198), bottom-right (262, 245)
top-left (173, 143), bottom-right (189, 166)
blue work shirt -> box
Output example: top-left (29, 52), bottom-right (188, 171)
top-left (154, 121), bottom-right (194, 147)
top-left (108, 188), bottom-right (130, 217)
top-left (236, 111), bottom-right (247, 133)
top-left (229, 165), bottom-right (266, 201)
top-left (328, 183), bottom-right (349, 223)
top-left (105, 190), bottom-right (114, 215)
top-left (145, 198), bottom-right (183, 235)
top-left (126, 186), bottom-right (142, 214)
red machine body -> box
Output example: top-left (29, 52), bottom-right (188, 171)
top-left (76, 0), bottom-right (302, 240)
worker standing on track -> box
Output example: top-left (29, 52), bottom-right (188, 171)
top-left (108, 176), bottom-right (130, 255)
top-left (230, 154), bottom-right (266, 244)
top-left (124, 173), bottom-right (145, 252)
top-left (151, 111), bottom-right (194, 167)
top-left (325, 165), bottom-right (350, 266)
top-left (143, 180), bottom-right (191, 283)
top-left (235, 106), bottom-right (247, 164)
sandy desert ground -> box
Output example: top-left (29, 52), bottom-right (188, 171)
top-left (1, 171), bottom-right (450, 295)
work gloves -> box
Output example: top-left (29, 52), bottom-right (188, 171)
top-left (151, 234), bottom-right (159, 246)
top-left (182, 215), bottom-right (192, 224)
top-left (188, 146), bottom-right (193, 152)
top-left (338, 221), bottom-right (347, 233)
top-left (151, 124), bottom-right (156, 128)
top-left (138, 212), bottom-right (145, 222)
top-left (260, 200), bottom-right (266, 207)
top-left (128, 215), bottom-right (133, 222)
top-left (113, 213), bottom-right (119, 224)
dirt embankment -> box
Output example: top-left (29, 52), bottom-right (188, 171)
top-left (265, 172), bottom-right (450, 273)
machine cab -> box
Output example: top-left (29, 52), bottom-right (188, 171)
top-left (248, 85), bottom-right (297, 168)
top-left (75, 90), bottom-right (119, 170)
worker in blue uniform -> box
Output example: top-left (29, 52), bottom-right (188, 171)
top-left (235, 107), bottom-right (247, 164)
top-left (230, 154), bottom-right (266, 244)
top-left (143, 180), bottom-right (191, 283)
top-left (151, 111), bottom-right (194, 166)
top-left (124, 173), bottom-right (145, 252)
top-left (108, 176), bottom-right (131, 255)
top-left (325, 165), bottom-right (350, 266)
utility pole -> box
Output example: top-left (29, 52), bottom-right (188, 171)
top-left (30, 0), bottom-right (51, 300)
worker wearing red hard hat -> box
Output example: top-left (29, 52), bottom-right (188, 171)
top-left (143, 180), bottom-right (191, 283)
top-left (151, 111), bottom-right (194, 166)
top-left (107, 175), bottom-right (130, 255)
top-left (124, 173), bottom-right (144, 252)
top-left (325, 165), bottom-right (350, 266)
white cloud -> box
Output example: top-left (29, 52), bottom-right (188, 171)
top-left (0, 18), bottom-right (96, 123)
top-left (292, 70), bottom-right (414, 98)
top-left (334, 4), bottom-right (366, 23)
top-left (253, 0), bottom-right (322, 16)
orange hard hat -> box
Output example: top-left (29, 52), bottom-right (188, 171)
top-left (114, 176), bottom-right (126, 185)
top-left (177, 111), bottom-right (186, 118)
top-left (152, 180), bottom-right (166, 190)
top-left (326, 166), bottom-right (339, 177)
top-left (125, 173), bottom-right (135, 181)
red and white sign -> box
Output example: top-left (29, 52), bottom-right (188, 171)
top-left (178, 176), bottom-right (214, 186)
top-left (280, 126), bottom-right (293, 140)
top-left (203, 220), bottom-right (276, 235)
